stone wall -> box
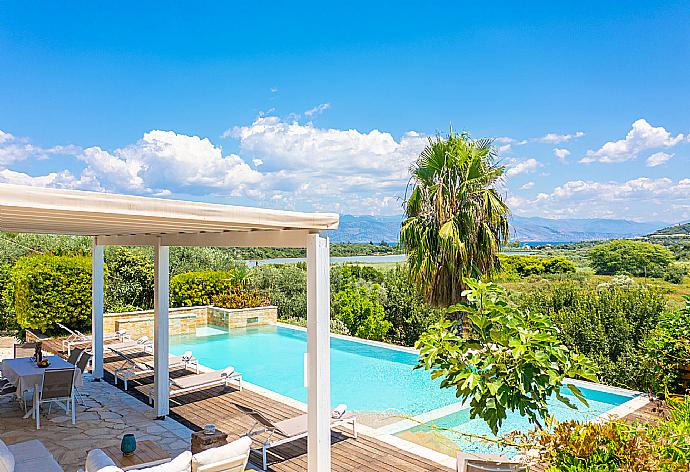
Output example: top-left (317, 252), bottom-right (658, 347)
top-left (103, 305), bottom-right (277, 338)
top-left (206, 306), bottom-right (278, 329)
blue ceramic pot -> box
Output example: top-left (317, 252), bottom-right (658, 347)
top-left (121, 434), bottom-right (137, 456)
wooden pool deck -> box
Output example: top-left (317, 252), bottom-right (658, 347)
top-left (42, 338), bottom-right (454, 471)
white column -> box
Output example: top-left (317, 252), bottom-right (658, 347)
top-left (91, 240), bottom-right (105, 380)
top-left (153, 239), bottom-right (170, 418)
top-left (306, 233), bottom-right (331, 472)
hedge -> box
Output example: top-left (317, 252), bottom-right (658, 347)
top-left (170, 270), bottom-right (262, 309)
top-left (11, 255), bottom-right (95, 334)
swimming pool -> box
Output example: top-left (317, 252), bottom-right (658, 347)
top-left (392, 384), bottom-right (636, 456)
top-left (170, 323), bottom-right (460, 414)
top-left (169, 323), bottom-right (637, 447)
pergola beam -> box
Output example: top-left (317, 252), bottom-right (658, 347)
top-left (95, 229), bottom-right (313, 248)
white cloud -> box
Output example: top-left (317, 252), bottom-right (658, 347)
top-left (0, 129), bottom-right (80, 166)
top-left (581, 119), bottom-right (684, 164)
top-left (304, 103), bottom-right (331, 117)
top-left (497, 144), bottom-right (512, 153)
top-left (222, 116), bottom-right (428, 213)
top-left (494, 137), bottom-right (527, 146)
top-left (509, 176), bottom-right (690, 221)
top-left (0, 129), bottom-right (264, 198)
top-left (506, 158), bottom-right (541, 177)
top-left (0, 130), bottom-right (14, 144)
top-left (79, 130), bottom-right (263, 196)
top-left (520, 181), bottom-right (535, 190)
top-left (227, 116), bottom-right (426, 177)
top-left (553, 148), bottom-right (570, 161)
top-left (0, 168), bottom-right (80, 188)
top-left (538, 131), bottom-right (584, 144)
top-left (645, 151), bottom-right (673, 167)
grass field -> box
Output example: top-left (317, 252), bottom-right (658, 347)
top-left (349, 252), bottom-right (690, 309)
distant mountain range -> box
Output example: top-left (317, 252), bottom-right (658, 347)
top-left (328, 215), bottom-right (402, 243)
top-left (649, 222), bottom-right (690, 236)
top-left (328, 214), bottom-right (668, 243)
top-left (509, 216), bottom-right (666, 243)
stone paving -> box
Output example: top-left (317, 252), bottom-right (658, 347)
top-left (0, 374), bottom-right (193, 472)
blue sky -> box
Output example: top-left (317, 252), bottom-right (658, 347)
top-left (1, 1), bottom-right (689, 222)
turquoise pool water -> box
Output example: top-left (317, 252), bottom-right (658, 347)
top-left (170, 324), bottom-right (459, 414)
top-left (169, 324), bottom-right (635, 433)
top-left (398, 385), bottom-right (634, 456)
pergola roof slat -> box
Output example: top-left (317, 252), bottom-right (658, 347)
top-left (0, 184), bottom-right (339, 238)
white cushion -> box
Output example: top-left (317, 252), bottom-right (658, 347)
top-left (14, 455), bottom-right (64, 472)
top-left (6, 439), bottom-right (63, 472)
top-left (85, 449), bottom-right (121, 472)
top-left (0, 439), bottom-right (14, 472)
top-left (191, 437), bottom-right (251, 468)
top-left (138, 451), bottom-right (192, 472)
top-left (7, 439), bottom-right (53, 460)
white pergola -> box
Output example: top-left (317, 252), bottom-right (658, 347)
top-left (0, 183), bottom-right (338, 471)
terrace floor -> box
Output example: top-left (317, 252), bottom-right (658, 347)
top-left (0, 356), bottom-right (192, 472)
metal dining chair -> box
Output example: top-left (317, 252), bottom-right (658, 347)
top-left (74, 352), bottom-right (92, 405)
top-left (13, 342), bottom-right (37, 359)
top-left (66, 347), bottom-right (84, 366)
top-left (35, 367), bottom-right (76, 430)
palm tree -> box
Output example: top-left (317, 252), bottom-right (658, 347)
top-left (400, 130), bottom-right (510, 307)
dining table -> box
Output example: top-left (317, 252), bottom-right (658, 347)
top-left (1, 355), bottom-right (83, 418)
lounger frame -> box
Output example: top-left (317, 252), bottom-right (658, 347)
top-left (239, 405), bottom-right (357, 471)
top-left (147, 371), bottom-right (243, 404)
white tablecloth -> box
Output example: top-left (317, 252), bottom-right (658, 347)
top-left (1, 355), bottom-right (83, 395)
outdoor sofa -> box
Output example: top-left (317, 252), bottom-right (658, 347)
top-left (84, 436), bottom-right (251, 472)
top-left (0, 438), bottom-right (63, 472)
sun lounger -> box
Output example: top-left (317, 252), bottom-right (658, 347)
top-left (58, 323), bottom-right (128, 354)
top-left (457, 451), bottom-right (527, 472)
top-left (147, 366), bottom-right (242, 404)
top-left (106, 336), bottom-right (151, 354)
top-left (235, 403), bottom-right (357, 471)
top-left (112, 349), bottom-right (198, 389)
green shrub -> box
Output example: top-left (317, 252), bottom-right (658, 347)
top-left (105, 247), bottom-right (154, 311)
top-left (379, 265), bottom-right (443, 346)
top-left (169, 246), bottom-right (240, 276)
top-left (498, 254), bottom-right (576, 278)
top-left (588, 239), bottom-right (674, 278)
top-left (11, 255), bottom-right (95, 334)
top-left (251, 264), bottom-right (307, 320)
top-left (0, 263), bottom-right (19, 333)
top-left (211, 290), bottom-right (263, 309)
top-left (107, 304), bottom-right (142, 313)
top-left (339, 264), bottom-right (384, 284)
top-left (333, 285), bottom-right (391, 341)
top-left (663, 264), bottom-right (688, 284)
top-left (642, 297), bottom-right (690, 394)
top-left (170, 270), bottom-right (237, 307)
top-left (533, 396), bottom-right (690, 471)
top-left (516, 280), bottom-right (666, 390)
